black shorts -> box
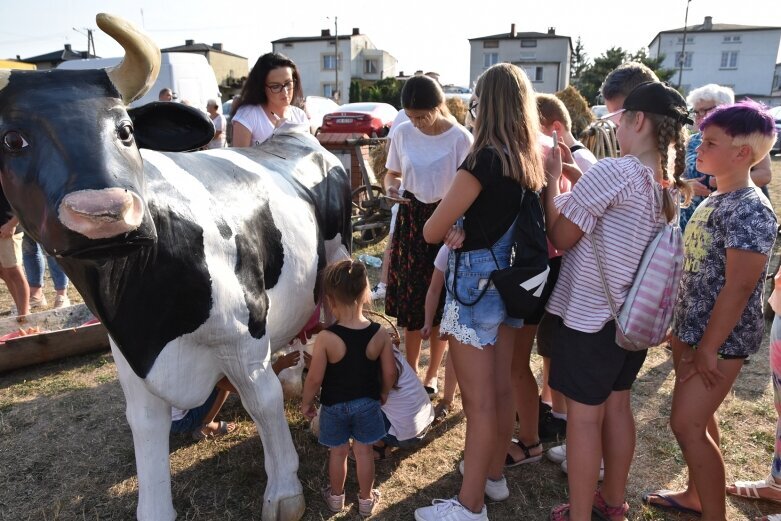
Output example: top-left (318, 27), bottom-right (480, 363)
top-left (548, 315), bottom-right (647, 406)
top-left (525, 256), bottom-right (562, 326)
top-left (535, 311), bottom-right (556, 358)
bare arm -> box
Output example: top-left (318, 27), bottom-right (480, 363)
top-left (231, 121), bottom-right (252, 148)
top-left (543, 141), bottom-right (585, 250)
top-left (421, 269), bottom-right (445, 340)
top-left (750, 153), bottom-right (772, 188)
top-left (423, 170), bottom-right (481, 244)
top-left (383, 169), bottom-right (403, 198)
top-left (678, 248), bottom-right (769, 389)
top-left (378, 331), bottom-right (397, 403)
top-left (301, 334), bottom-right (329, 419)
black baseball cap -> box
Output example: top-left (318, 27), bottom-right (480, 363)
top-left (602, 82), bottom-right (693, 126)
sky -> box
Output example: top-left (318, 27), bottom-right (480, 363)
top-left (2, 0), bottom-right (780, 88)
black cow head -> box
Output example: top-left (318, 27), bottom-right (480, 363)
top-left (0, 13), bottom-right (211, 260)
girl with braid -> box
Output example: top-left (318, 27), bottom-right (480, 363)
top-left (543, 81), bottom-right (692, 521)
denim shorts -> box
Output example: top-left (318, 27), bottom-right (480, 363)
top-left (170, 388), bottom-right (218, 434)
top-left (318, 396), bottom-right (386, 447)
top-left (441, 224), bottom-right (523, 348)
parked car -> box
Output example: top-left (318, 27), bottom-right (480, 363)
top-left (442, 85), bottom-right (472, 104)
top-left (770, 106), bottom-right (781, 156)
top-left (304, 95), bottom-right (339, 135)
top-left (320, 102), bottom-right (398, 137)
top-left (590, 105), bottom-right (609, 119)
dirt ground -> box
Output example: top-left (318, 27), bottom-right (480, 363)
top-left (1, 158), bottom-right (781, 520)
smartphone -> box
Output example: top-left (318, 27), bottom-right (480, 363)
top-left (551, 130), bottom-right (558, 146)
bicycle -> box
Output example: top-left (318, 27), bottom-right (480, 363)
top-left (347, 137), bottom-right (395, 248)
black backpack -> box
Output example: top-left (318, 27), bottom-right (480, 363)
top-left (449, 190), bottom-right (550, 320)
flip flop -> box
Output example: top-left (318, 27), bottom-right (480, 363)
top-left (642, 490), bottom-right (702, 517)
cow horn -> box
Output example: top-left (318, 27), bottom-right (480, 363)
top-left (97, 13), bottom-right (161, 104)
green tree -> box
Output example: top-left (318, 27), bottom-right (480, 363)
top-left (570, 37), bottom-right (589, 89)
top-left (349, 80), bottom-right (361, 103)
top-left (577, 47), bottom-right (676, 105)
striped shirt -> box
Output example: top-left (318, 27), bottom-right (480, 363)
top-left (545, 156), bottom-right (665, 333)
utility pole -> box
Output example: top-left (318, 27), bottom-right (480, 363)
top-left (73, 27), bottom-right (96, 57)
top-left (677, 0), bottom-right (692, 89)
top-left (334, 16), bottom-right (339, 102)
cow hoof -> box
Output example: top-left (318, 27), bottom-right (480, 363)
top-left (263, 493), bottom-right (305, 521)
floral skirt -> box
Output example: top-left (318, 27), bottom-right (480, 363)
top-left (385, 191), bottom-right (444, 330)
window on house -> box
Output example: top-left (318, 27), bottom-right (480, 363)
top-left (284, 43), bottom-right (293, 48)
top-left (523, 66), bottom-right (543, 82)
top-left (521, 39), bottom-right (537, 48)
top-left (484, 53), bottom-right (498, 68)
top-left (676, 36), bottom-right (694, 44)
top-left (774, 74), bottom-right (781, 90)
top-left (720, 51), bottom-right (738, 68)
top-left (483, 40), bottom-right (499, 48)
top-left (675, 51), bottom-right (693, 68)
top-left (323, 84), bottom-right (336, 98)
top-left (723, 35), bottom-right (742, 43)
top-left (364, 59), bottom-right (378, 74)
top-left (323, 54), bottom-right (340, 70)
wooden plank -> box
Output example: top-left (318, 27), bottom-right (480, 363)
top-left (0, 323), bottom-right (110, 373)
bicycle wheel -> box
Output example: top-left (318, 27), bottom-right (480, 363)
top-left (352, 185), bottom-right (390, 247)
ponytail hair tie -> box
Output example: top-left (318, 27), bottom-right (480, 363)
top-left (659, 178), bottom-right (672, 189)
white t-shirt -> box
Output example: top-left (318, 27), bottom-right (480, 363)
top-left (232, 105), bottom-right (308, 146)
top-left (434, 244), bottom-right (450, 272)
top-left (572, 143), bottom-right (598, 173)
top-left (208, 113), bottom-right (227, 149)
top-left (385, 121), bottom-right (473, 204)
top-left (381, 349), bottom-right (435, 440)
top-left (387, 110), bottom-right (410, 140)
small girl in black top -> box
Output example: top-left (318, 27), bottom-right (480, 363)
top-left (301, 259), bottom-right (395, 517)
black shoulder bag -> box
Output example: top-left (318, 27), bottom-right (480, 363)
top-left (447, 190), bottom-right (550, 320)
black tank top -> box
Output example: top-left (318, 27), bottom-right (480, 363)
top-left (320, 321), bottom-right (382, 406)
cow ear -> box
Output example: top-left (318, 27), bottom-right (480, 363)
top-left (128, 102), bottom-right (215, 152)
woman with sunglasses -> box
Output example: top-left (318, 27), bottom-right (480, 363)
top-left (231, 52), bottom-right (308, 147)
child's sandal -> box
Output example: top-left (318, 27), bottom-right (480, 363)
top-left (550, 503), bottom-right (571, 520)
top-left (592, 489), bottom-right (629, 521)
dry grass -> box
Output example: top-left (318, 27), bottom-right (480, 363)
top-left (1, 158), bottom-right (780, 520)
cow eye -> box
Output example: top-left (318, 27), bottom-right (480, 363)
top-left (2, 131), bottom-right (29, 152)
top-left (117, 123), bottom-right (134, 143)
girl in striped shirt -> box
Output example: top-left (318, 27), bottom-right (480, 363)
top-left (543, 81), bottom-right (692, 521)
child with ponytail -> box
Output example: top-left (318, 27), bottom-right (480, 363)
top-left (301, 259), bottom-right (396, 518)
top-left (543, 81), bottom-right (693, 521)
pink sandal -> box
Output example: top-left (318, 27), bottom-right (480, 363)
top-left (592, 489), bottom-right (629, 521)
top-left (550, 503), bottom-right (570, 520)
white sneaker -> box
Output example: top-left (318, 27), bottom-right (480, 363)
top-left (546, 443), bottom-right (567, 464)
top-left (457, 460), bottom-right (510, 501)
top-left (414, 497), bottom-right (488, 521)
top-left (29, 294), bottom-right (48, 309)
top-left (561, 458), bottom-right (605, 481)
top-left (54, 295), bottom-right (70, 309)
top-left (370, 282), bottom-right (386, 300)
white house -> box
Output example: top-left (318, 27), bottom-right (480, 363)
top-left (272, 28), bottom-right (397, 102)
top-left (468, 24), bottom-right (572, 93)
top-left (649, 16), bottom-right (781, 103)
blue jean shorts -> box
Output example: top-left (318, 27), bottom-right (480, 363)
top-left (318, 396), bottom-right (386, 447)
top-left (441, 224), bottom-right (523, 348)
top-left (170, 388), bottom-right (218, 434)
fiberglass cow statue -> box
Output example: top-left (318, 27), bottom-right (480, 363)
top-left (0, 13), bottom-right (351, 521)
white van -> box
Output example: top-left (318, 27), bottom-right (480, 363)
top-left (57, 53), bottom-right (220, 110)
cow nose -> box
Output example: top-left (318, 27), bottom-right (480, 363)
top-left (59, 188), bottom-right (145, 239)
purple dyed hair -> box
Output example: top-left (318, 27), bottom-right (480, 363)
top-left (700, 99), bottom-right (776, 137)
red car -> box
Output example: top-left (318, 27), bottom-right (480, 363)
top-left (320, 102), bottom-right (398, 137)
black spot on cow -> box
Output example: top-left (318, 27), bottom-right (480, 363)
top-left (59, 203), bottom-right (213, 378)
top-left (234, 202), bottom-right (284, 339)
top-left (216, 217), bottom-right (232, 240)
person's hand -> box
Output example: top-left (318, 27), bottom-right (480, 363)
top-left (0, 221), bottom-right (16, 239)
top-left (270, 111), bottom-right (285, 128)
top-left (678, 348), bottom-right (723, 390)
top-left (708, 176), bottom-right (718, 189)
top-left (302, 351), bottom-right (312, 369)
top-left (420, 323), bottom-right (432, 340)
top-left (386, 185), bottom-right (402, 199)
top-left (688, 177), bottom-right (712, 197)
top-left (443, 226), bottom-right (465, 249)
top-left (278, 350), bottom-right (301, 370)
top-left (301, 402), bottom-right (317, 420)
top-left (544, 138), bottom-right (562, 183)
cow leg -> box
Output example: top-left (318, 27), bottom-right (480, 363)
top-left (111, 341), bottom-right (177, 521)
top-left (228, 347), bottom-right (305, 521)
